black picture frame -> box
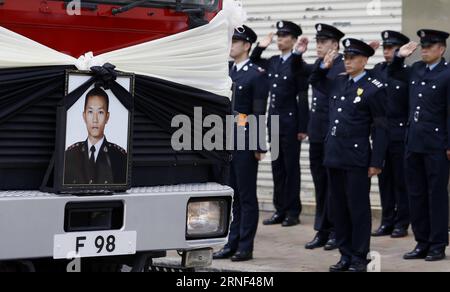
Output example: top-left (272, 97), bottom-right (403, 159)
top-left (52, 70), bottom-right (134, 194)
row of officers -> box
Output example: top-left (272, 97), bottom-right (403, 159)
top-left (213, 20), bottom-right (450, 272)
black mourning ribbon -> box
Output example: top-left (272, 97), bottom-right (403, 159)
top-left (60, 63), bottom-right (133, 110)
top-left (91, 63), bottom-right (118, 90)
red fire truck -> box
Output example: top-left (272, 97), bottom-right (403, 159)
top-left (0, 0), bottom-right (233, 272)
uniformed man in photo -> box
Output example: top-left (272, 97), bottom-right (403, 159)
top-left (251, 20), bottom-right (310, 227)
top-left (389, 29), bottom-right (450, 262)
top-left (64, 87), bottom-right (127, 186)
top-left (213, 25), bottom-right (268, 262)
top-left (310, 39), bottom-right (388, 272)
top-left (370, 31), bottom-right (411, 239)
top-left (305, 23), bottom-right (345, 251)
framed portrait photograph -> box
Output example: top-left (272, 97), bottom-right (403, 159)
top-left (53, 70), bottom-right (134, 194)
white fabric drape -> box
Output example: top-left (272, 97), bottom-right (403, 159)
top-left (0, 0), bottom-right (247, 98)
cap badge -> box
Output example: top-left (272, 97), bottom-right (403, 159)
top-left (345, 39), bottom-right (351, 47)
top-left (236, 26), bottom-right (245, 33)
top-left (317, 24), bottom-right (322, 32)
top-left (384, 31), bottom-right (389, 39)
top-left (278, 21), bottom-right (284, 29)
top-left (421, 31), bottom-right (426, 38)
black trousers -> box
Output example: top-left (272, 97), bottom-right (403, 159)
top-left (309, 142), bottom-right (334, 238)
top-left (378, 142), bottom-right (410, 229)
top-left (271, 133), bottom-right (302, 218)
top-left (405, 151), bottom-right (449, 252)
top-left (328, 168), bottom-right (372, 264)
top-left (225, 150), bottom-right (259, 253)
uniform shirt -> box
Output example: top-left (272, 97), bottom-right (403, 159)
top-left (389, 56), bottom-right (450, 153)
top-left (310, 63), bottom-right (388, 169)
top-left (87, 137), bottom-right (105, 162)
top-left (229, 60), bottom-right (269, 153)
top-left (232, 59), bottom-right (251, 72)
top-left (250, 46), bottom-right (310, 135)
top-left (371, 61), bottom-right (409, 144)
top-left (428, 61), bottom-right (440, 71)
top-left (350, 71), bottom-right (367, 83)
top-left (308, 55), bottom-right (346, 143)
top-left (280, 52), bottom-right (293, 63)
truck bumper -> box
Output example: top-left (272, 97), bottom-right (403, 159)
top-left (0, 183), bottom-right (233, 261)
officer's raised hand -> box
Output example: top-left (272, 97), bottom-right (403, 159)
top-left (323, 49), bottom-right (339, 69)
top-left (258, 32), bottom-right (275, 48)
top-left (254, 152), bottom-right (266, 161)
top-left (368, 40), bottom-right (381, 51)
top-left (368, 167), bottom-right (382, 178)
top-left (398, 41), bottom-right (419, 58)
top-left (294, 36), bottom-right (309, 54)
top-left (297, 133), bottom-right (308, 141)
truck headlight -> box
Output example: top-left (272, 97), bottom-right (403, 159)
top-left (186, 197), bottom-right (231, 239)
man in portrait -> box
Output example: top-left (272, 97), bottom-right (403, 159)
top-left (64, 87), bottom-right (128, 186)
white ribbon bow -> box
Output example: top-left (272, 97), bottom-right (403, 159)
top-left (75, 52), bottom-right (105, 71)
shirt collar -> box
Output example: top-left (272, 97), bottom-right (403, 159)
top-left (233, 59), bottom-right (250, 72)
top-left (280, 52), bottom-right (293, 62)
top-left (427, 60), bottom-right (441, 71)
top-left (349, 71), bottom-right (367, 83)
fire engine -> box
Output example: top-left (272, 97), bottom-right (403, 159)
top-left (0, 0), bottom-right (233, 272)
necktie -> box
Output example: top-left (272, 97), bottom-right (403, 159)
top-left (89, 146), bottom-right (96, 166)
top-left (346, 79), bottom-right (354, 90)
top-left (230, 65), bottom-right (238, 77)
top-left (426, 66), bottom-right (431, 73)
top-left (88, 146), bottom-right (96, 183)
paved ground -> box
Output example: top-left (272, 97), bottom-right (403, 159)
top-left (157, 212), bottom-right (450, 272)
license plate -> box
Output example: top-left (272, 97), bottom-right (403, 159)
top-left (53, 231), bottom-right (137, 259)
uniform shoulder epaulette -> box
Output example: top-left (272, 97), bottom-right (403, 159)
top-left (370, 78), bottom-right (384, 88)
top-left (67, 142), bottom-right (81, 151)
top-left (108, 143), bottom-right (127, 155)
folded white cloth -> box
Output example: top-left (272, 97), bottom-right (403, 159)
top-left (0, 0), bottom-right (247, 98)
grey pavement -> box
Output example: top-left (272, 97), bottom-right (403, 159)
top-left (157, 212), bottom-right (450, 272)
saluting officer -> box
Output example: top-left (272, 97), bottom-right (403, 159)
top-left (251, 20), bottom-right (310, 227)
top-left (305, 23), bottom-right (345, 251)
top-left (213, 26), bottom-right (268, 262)
top-left (370, 31), bottom-right (411, 239)
top-left (389, 29), bottom-right (450, 262)
top-left (310, 39), bottom-right (388, 272)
